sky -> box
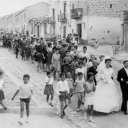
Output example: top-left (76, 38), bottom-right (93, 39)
top-left (0, 0), bottom-right (50, 17)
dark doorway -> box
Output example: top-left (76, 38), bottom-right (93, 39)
top-left (64, 3), bottom-right (66, 18)
top-left (63, 26), bottom-right (66, 38)
top-left (77, 24), bottom-right (82, 38)
top-left (37, 25), bottom-right (40, 38)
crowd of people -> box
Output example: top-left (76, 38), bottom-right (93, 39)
top-left (0, 33), bottom-right (128, 125)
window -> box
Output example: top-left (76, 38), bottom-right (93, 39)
top-left (53, 8), bottom-right (55, 17)
top-left (64, 3), bottom-right (66, 14)
top-left (72, 4), bottom-right (74, 9)
top-left (110, 4), bottom-right (112, 8)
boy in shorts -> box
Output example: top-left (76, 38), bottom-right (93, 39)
top-left (74, 72), bottom-right (85, 112)
top-left (12, 74), bottom-right (33, 125)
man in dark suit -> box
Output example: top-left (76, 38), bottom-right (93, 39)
top-left (88, 60), bottom-right (98, 85)
top-left (117, 60), bottom-right (128, 115)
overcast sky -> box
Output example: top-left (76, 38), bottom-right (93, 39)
top-left (0, 0), bottom-right (50, 17)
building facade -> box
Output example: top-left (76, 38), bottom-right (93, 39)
top-left (26, 1), bottom-right (49, 37)
top-left (0, 0), bottom-right (128, 47)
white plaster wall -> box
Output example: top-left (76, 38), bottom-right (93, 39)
top-left (86, 16), bottom-right (121, 44)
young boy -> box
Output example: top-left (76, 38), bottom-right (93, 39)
top-left (12, 74), bottom-right (33, 125)
top-left (74, 72), bottom-right (85, 112)
top-left (56, 73), bottom-right (69, 119)
top-left (66, 72), bottom-right (74, 103)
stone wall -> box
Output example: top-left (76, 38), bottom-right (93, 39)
top-left (71, 0), bottom-right (128, 17)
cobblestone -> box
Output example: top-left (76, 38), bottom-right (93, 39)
top-left (0, 53), bottom-right (100, 128)
top-left (2, 46), bottom-right (127, 128)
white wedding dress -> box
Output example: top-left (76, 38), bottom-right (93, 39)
top-left (94, 57), bottom-right (120, 113)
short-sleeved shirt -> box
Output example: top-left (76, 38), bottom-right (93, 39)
top-left (18, 83), bottom-right (33, 99)
top-left (75, 67), bottom-right (86, 81)
top-left (79, 52), bottom-right (90, 60)
top-left (45, 77), bottom-right (53, 85)
top-left (66, 78), bottom-right (74, 89)
top-left (75, 79), bottom-right (85, 92)
top-left (0, 79), bottom-right (4, 89)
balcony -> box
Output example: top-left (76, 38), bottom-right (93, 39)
top-left (43, 17), bottom-right (49, 23)
top-left (58, 13), bottom-right (67, 22)
top-left (48, 17), bottom-right (56, 24)
top-left (71, 8), bottom-right (83, 19)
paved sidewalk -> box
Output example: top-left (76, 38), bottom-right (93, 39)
top-left (0, 50), bottom-right (99, 128)
top-left (0, 113), bottom-right (73, 128)
top-left (0, 46), bottom-right (127, 128)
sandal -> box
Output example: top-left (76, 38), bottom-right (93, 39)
top-left (50, 103), bottom-right (53, 107)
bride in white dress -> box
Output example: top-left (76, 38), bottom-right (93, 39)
top-left (94, 56), bottom-right (120, 113)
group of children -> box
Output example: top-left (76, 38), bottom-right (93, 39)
top-left (43, 46), bottom-right (98, 122)
top-left (0, 35), bottom-right (101, 124)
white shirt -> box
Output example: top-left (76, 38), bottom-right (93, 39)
top-left (18, 83), bottom-right (33, 99)
top-left (75, 67), bottom-right (86, 80)
top-left (45, 77), bottom-right (53, 85)
top-left (124, 67), bottom-right (128, 76)
top-left (0, 79), bottom-right (4, 89)
top-left (79, 52), bottom-right (90, 60)
top-left (56, 80), bottom-right (69, 95)
top-left (76, 67), bottom-right (85, 75)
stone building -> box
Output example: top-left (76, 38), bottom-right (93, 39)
top-left (70, 0), bottom-right (122, 44)
top-left (26, 1), bottom-right (49, 37)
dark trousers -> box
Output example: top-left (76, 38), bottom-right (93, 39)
top-left (15, 51), bottom-right (19, 58)
top-left (121, 96), bottom-right (128, 112)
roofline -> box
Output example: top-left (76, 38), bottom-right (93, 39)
top-left (25, 1), bottom-right (49, 9)
top-left (1, 17), bottom-right (5, 21)
top-left (7, 15), bottom-right (13, 19)
top-left (15, 9), bottom-right (26, 16)
top-left (0, 1), bottom-right (49, 19)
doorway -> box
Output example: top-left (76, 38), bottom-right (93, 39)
top-left (37, 25), bottom-right (40, 38)
top-left (63, 26), bottom-right (66, 38)
top-left (77, 24), bottom-right (82, 38)
top-left (44, 23), bottom-right (47, 37)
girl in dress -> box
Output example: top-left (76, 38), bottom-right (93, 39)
top-left (0, 71), bottom-right (7, 110)
top-left (44, 71), bottom-right (54, 107)
top-left (84, 72), bottom-right (96, 122)
top-left (52, 48), bottom-right (60, 80)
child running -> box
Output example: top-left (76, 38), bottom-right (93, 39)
top-left (0, 71), bottom-right (7, 110)
top-left (44, 71), bottom-right (54, 107)
top-left (12, 74), bottom-right (33, 125)
top-left (84, 72), bottom-right (96, 122)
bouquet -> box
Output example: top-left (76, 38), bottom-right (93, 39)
top-left (100, 74), bottom-right (107, 83)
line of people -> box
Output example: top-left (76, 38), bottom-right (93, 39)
top-left (0, 34), bottom-right (128, 125)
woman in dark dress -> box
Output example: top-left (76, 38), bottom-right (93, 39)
top-left (63, 51), bottom-right (72, 75)
top-left (43, 46), bottom-right (48, 72)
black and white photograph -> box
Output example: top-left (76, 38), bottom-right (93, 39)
top-left (0, 0), bottom-right (128, 128)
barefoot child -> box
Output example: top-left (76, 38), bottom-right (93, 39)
top-left (84, 72), bottom-right (96, 122)
top-left (0, 71), bottom-right (7, 110)
top-left (12, 74), bottom-right (33, 125)
top-left (44, 71), bottom-right (54, 107)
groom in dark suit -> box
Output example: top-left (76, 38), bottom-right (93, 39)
top-left (88, 60), bottom-right (98, 85)
top-left (117, 60), bottom-right (128, 115)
